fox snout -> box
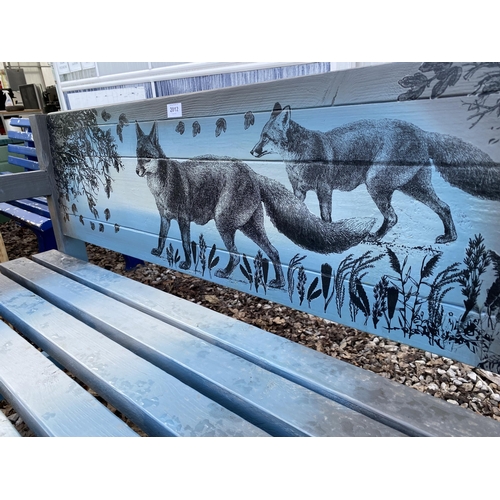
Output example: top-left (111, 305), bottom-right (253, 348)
top-left (250, 142), bottom-right (266, 158)
top-left (136, 164), bottom-right (146, 177)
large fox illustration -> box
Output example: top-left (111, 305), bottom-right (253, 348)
top-left (251, 103), bottom-right (500, 244)
top-left (136, 122), bottom-right (375, 287)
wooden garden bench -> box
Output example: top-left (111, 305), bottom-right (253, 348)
top-left (0, 62), bottom-right (499, 437)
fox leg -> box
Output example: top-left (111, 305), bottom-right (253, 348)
top-left (316, 184), bottom-right (333, 223)
top-left (152, 215), bottom-right (170, 257)
top-left (214, 226), bottom-right (240, 279)
top-left (240, 208), bottom-right (285, 289)
top-left (399, 171), bottom-right (457, 244)
top-left (364, 186), bottom-right (398, 241)
top-left (178, 218), bottom-right (192, 269)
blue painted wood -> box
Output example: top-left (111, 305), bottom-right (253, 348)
top-left (9, 198), bottom-right (50, 218)
top-left (7, 144), bottom-right (38, 158)
top-left (0, 203), bottom-right (51, 230)
top-left (9, 118), bottom-right (31, 128)
top-left (0, 257), bottom-right (403, 437)
top-left (0, 203), bottom-right (56, 251)
top-left (2, 62), bottom-right (500, 437)
top-left (0, 319), bottom-right (139, 437)
top-left (0, 272), bottom-right (269, 437)
top-left (32, 249), bottom-right (500, 437)
top-left (43, 73), bottom-right (500, 373)
top-left (7, 155), bottom-right (39, 170)
top-left (6, 130), bottom-right (33, 142)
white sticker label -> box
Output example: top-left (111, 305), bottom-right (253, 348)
top-left (167, 103), bottom-right (182, 118)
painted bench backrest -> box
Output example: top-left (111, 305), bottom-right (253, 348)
top-left (35, 62), bottom-right (500, 375)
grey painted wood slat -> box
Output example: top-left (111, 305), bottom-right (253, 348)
top-left (49, 63), bottom-right (480, 125)
top-left (0, 171), bottom-right (51, 203)
top-left (0, 320), bottom-right (138, 437)
top-left (0, 273), bottom-right (268, 437)
top-left (33, 250), bottom-right (500, 437)
top-left (0, 407), bottom-right (21, 437)
top-left (0, 257), bottom-right (403, 437)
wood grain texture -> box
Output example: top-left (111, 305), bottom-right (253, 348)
top-left (0, 257), bottom-right (403, 437)
top-left (32, 250), bottom-right (500, 437)
top-left (48, 63), bottom-right (482, 125)
top-left (0, 171), bottom-right (51, 202)
top-left (0, 272), bottom-right (268, 437)
top-left (0, 320), bottom-right (139, 437)
top-left (45, 85), bottom-right (500, 372)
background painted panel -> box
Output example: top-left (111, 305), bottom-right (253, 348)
top-left (45, 63), bottom-right (500, 374)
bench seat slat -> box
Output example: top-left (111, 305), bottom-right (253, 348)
top-left (0, 321), bottom-right (138, 437)
top-left (0, 273), bottom-right (268, 437)
top-left (31, 250), bottom-right (500, 437)
top-left (8, 198), bottom-right (50, 218)
top-left (0, 203), bottom-right (51, 230)
top-left (0, 257), bottom-right (403, 437)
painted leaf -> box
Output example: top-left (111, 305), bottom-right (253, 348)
top-left (244, 111), bottom-right (255, 130)
top-left (307, 277), bottom-right (320, 302)
top-left (421, 254), bottom-right (441, 279)
top-left (387, 247), bottom-right (402, 275)
top-left (208, 244), bottom-right (217, 267)
top-left (192, 121), bottom-right (201, 137)
top-left (175, 121), bottom-right (185, 135)
top-left (387, 286), bottom-right (399, 320)
top-left (321, 263), bottom-right (333, 300)
top-left (215, 118), bottom-right (227, 137)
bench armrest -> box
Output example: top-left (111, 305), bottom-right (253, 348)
top-left (0, 171), bottom-right (52, 202)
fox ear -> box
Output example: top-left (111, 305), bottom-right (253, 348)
top-left (271, 102), bottom-right (282, 117)
top-left (150, 122), bottom-right (160, 144)
top-left (281, 106), bottom-right (292, 127)
top-left (136, 121), bottom-right (145, 139)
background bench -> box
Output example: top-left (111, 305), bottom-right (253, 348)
top-left (0, 118), bottom-right (57, 252)
top-left (0, 62), bottom-right (499, 436)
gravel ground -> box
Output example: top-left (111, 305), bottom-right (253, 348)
top-left (1, 220), bottom-right (500, 436)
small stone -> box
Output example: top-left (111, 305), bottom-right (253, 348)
top-left (468, 372), bottom-right (477, 382)
top-left (461, 383), bottom-right (474, 392)
top-left (447, 399), bottom-right (459, 405)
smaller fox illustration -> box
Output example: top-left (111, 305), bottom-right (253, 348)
top-left (251, 103), bottom-right (500, 244)
top-left (136, 122), bottom-right (375, 287)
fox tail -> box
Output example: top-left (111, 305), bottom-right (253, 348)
top-left (256, 174), bottom-right (375, 254)
top-left (427, 132), bottom-right (500, 201)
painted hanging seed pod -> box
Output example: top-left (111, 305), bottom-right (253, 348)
top-left (192, 121), bottom-right (201, 137)
top-left (244, 111), bottom-right (255, 130)
top-left (175, 121), bottom-right (185, 135)
top-left (215, 118), bottom-right (227, 137)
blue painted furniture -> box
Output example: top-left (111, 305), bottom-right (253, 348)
top-left (0, 62), bottom-right (499, 437)
top-left (0, 118), bottom-right (142, 268)
top-left (0, 118), bottom-right (57, 251)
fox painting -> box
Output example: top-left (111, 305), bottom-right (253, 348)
top-left (251, 103), bottom-right (500, 244)
top-left (135, 122), bottom-right (375, 287)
